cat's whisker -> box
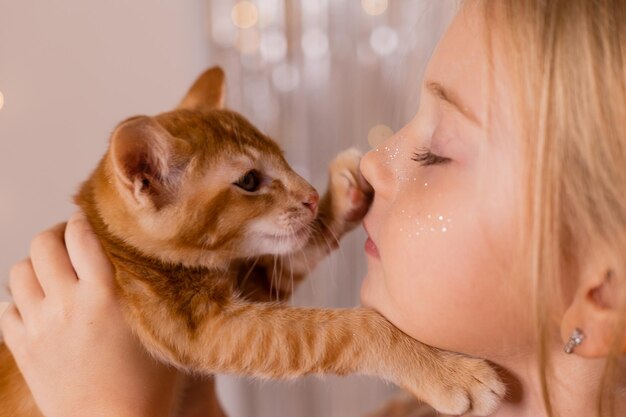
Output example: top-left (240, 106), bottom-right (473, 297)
top-left (317, 217), bottom-right (341, 249)
top-left (280, 226), bottom-right (294, 300)
top-left (314, 224), bottom-right (338, 287)
top-left (298, 245), bottom-right (313, 284)
top-left (278, 248), bottom-right (285, 299)
top-left (296, 245), bottom-right (318, 300)
top-left (276, 229), bottom-right (288, 301)
top-left (311, 221), bottom-right (334, 255)
top-left (271, 250), bottom-right (279, 302)
top-left (317, 217), bottom-right (348, 271)
top-left (285, 223), bottom-right (304, 302)
top-left (223, 247), bottom-right (236, 276)
top-left (287, 249), bottom-right (295, 305)
top-left (240, 256), bottom-right (261, 295)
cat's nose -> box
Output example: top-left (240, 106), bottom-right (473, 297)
top-left (302, 191), bottom-right (319, 214)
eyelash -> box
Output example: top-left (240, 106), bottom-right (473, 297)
top-left (411, 147), bottom-right (452, 166)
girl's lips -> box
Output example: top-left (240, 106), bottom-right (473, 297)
top-left (363, 222), bottom-right (380, 258)
top-left (365, 237), bottom-right (380, 258)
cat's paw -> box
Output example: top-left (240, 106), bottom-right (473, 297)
top-left (417, 354), bottom-right (506, 416)
top-left (326, 148), bottom-right (373, 229)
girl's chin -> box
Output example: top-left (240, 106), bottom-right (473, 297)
top-left (359, 272), bottom-right (380, 309)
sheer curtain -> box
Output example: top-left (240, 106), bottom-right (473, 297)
top-left (208, 2), bottom-right (457, 416)
top-left (0, 0), bottom-right (456, 415)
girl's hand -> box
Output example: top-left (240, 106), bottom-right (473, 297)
top-left (1, 212), bottom-right (178, 417)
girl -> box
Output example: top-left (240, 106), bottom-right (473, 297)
top-left (3, 1), bottom-right (625, 416)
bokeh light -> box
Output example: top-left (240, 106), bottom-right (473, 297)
top-left (0, 91), bottom-right (4, 111)
top-left (260, 28), bottom-right (287, 63)
top-left (301, 1), bottom-right (325, 19)
top-left (236, 28), bottom-right (261, 54)
top-left (240, 53), bottom-right (265, 72)
top-left (257, 0), bottom-right (281, 28)
top-left (231, 1), bottom-right (259, 29)
top-left (301, 29), bottom-right (329, 60)
top-left (368, 124), bottom-right (394, 148)
top-left (357, 41), bottom-right (377, 66)
top-left (370, 26), bottom-right (398, 56)
top-left (272, 63), bottom-right (300, 92)
top-left (212, 19), bottom-right (237, 48)
top-left (361, 0), bottom-right (389, 16)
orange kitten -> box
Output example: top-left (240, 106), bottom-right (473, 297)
top-left (0, 67), bottom-right (505, 417)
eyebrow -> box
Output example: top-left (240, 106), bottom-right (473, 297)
top-left (426, 81), bottom-right (482, 127)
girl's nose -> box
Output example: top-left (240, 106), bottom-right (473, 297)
top-left (360, 148), bottom-right (393, 200)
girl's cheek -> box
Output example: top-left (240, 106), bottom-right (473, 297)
top-left (390, 208), bottom-right (454, 241)
top-left (381, 164), bottom-right (463, 251)
top-left (381, 160), bottom-right (477, 271)
top-left (383, 211), bottom-right (459, 293)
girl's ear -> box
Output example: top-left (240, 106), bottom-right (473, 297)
top-left (109, 116), bottom-right (191, 210)
top-left (561, 260), bottom-right (626, 357)
top-left (177, 66), bottom-right (226, 112)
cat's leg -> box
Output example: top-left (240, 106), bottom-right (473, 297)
top-left (135, 303), bottom-right (505, 417)
top-left (313, 147), bottom-right (373, 245)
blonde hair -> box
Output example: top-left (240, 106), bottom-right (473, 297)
top-left (478, 0), bottom-right (626, 415)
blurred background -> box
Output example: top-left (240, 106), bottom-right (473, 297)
top-left (0, 0), bottom-right (456, 416)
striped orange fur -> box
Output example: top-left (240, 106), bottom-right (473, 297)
top-left (0, 67), bottom-right (505, 417)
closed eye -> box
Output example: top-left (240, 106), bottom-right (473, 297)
top-left (411, 148), bottom-right (451, 166)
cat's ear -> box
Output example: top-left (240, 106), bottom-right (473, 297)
top-left (109, 116), bottom-right (191, 209)
top-left (177, 66), bottom-right (226, 112)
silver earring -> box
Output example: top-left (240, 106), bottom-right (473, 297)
top-left (564, 328), bottom-right (585, 354)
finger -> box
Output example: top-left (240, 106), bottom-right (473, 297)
top-left (65, 212), bottom-right (115, 287)
top-left (30, 223), bottom-right (78, 298)
top-left (9, 259), bottom-right (44, 317)
top-left (0, 303), bottom-right (24, 350)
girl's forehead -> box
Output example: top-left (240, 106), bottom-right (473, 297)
top-left (423, 3), bottom-right (517, 144)
top-left (422, 4), bottom-right (490, 129)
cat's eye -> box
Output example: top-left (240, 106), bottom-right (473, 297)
top-left (412, 147), bottom-right (451, 166)
top-left (235, 170), bottom-right (262, 192)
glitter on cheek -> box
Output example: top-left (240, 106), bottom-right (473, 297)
top-left (398, 211), bottom-right (454, 239)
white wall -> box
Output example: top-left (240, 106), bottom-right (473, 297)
top-left (0, 0), bottom-right (209, 299)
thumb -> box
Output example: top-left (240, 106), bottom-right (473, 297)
top-left (65, 211), bottom-right (115, 287)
